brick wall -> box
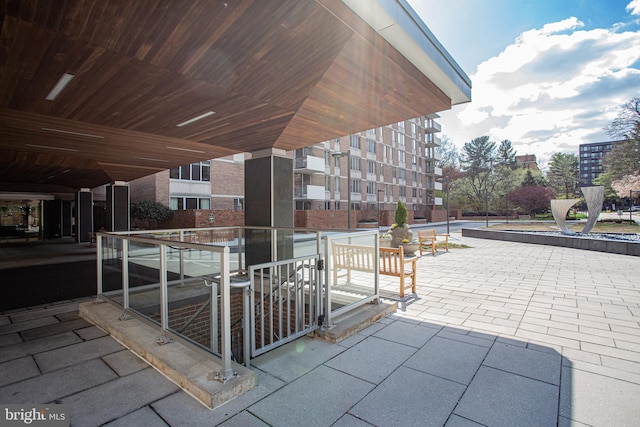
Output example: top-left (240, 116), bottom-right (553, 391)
top-left (150, 287), bottom-right (310, 361)
top-left (130, 170), bottom-right (170, 205)
top-left (211, 157), bottom-right (245, 210)
top-left (294, 209), bottom-right (422, 229)
top-left (150, 289), bottom-right (246, 355)
top-left (158, 209), bottom-right (244, 229)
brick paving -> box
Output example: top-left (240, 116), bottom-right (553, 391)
top-left (1, 233), bottom-right (639, 426)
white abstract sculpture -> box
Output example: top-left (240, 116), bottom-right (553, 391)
top-left (550, 186), bottom-right (604, 235)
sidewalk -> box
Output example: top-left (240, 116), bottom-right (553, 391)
top-left (2, 233), bottom-right (640, 426)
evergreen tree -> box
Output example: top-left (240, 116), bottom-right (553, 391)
top-left (460, 136), bottom-right (499, 212)
top-left (497, 139), bottom-right (517, 168)
top-left (548, 153), bottom-right (579, 199)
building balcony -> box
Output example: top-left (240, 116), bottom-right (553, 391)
top-left (425, 121), bottom-right (441, 133)
top-left (294, 184), bottom-right (325, 200)
top-left (434, 197), bottom-right (443, 206)
top-left (425, 166), bottom-right (443, 176)
top-left (434, 182), bottom-right (443, 191)
top-left (294, 155), bottom-right (324, 173)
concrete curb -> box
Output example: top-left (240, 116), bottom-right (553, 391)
top-left (79, 301), bottom-right (257, 409)
top-left (462, 228), bottom-right (639, 256)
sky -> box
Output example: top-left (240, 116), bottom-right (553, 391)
top-left (407, 0), bottom-right (640, 170)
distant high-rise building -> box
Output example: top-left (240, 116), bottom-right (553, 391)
top-left (578, 140), bottom-right (625, 186)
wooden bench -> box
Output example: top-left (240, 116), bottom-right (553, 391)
top-left (332, 243), bottom-right (417, 298)
top-left (379, 246), bottom-right (417, 298)
top-left (417, 229), bottom-right (449, 256)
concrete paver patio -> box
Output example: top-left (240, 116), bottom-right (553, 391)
top-left (1, 232), bottom-right (639, 426)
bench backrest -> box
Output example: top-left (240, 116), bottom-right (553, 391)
top-left (332, 242), bottom-right (412, 278)
top-left (332, 243), bottom-right (376, 272)
top-left (417, 229), bottom-right (436, 240)
top-left (379, 246), bottom-right (407, 276)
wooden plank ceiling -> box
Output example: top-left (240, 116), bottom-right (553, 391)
top-left (0, 0), bottom-right (450, 193)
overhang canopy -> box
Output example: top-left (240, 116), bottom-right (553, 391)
top-left (0, 0), bottom-right (471, 193)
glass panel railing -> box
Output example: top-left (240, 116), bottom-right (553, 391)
top-left (126, 239), bottom-right (161, 320)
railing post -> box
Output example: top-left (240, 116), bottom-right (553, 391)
top-left (158, 244), bottom-right (172, 344)
top-left (219, 246), bottom-right (235, 381)
top-left (323, 237), bottom-right (333, 329)
top-left (120, 238), bottom-right (132, 320)
top-left (374, 232), bottom-right (380, 304)
top-left (238, 227), bottom-right (244, 272)
top-left (179, 230), bottom-right (185, 287)
top-left (210, 279), bottom-right (219, 354)
top-left (243, 287), bottom-right (251, 367)
top-left (95, 234), bottom-right (104, 303)
top-left (316, 231), bottom-right (324, 325)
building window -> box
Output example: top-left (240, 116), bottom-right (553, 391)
top-left (170, 161), bottom-right (211, 182)
top-left (367, 139), bottom-right (376, 154)
top-left (170, 196), bottom-right (211, 210)
top-left (350, 134), bottom-right (360, 149)
top-left (334, 176), bottom-right (340, 192)
top-left (351, 179), bottom-right (360, 194)
top-left (367, 160), bottom-right (376, 174)
top-left (351, 156), bottom-right (361, 171)
top-left (233, 198), bottom-right (243, 211)
top-left (367, 181), bottom-right (376, 195)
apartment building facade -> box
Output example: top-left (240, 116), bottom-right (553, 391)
top-left (578, 140), bottom-right (624, 186)
top-left (130, 115), bottom-right (443, 224)
top-left (130, 153), bottom-right (247, 213)
top-left (293, 115), bottom-right (443, 218)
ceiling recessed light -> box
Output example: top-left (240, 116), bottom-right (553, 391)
top-left (45, 73), bottom-right (75, 100)
top-left (25, 144), bottom-right (79, 152)
top-left (134, 157), bottom-right (169, 163)
top-left (166, 146), bottom-right (206, 154)
top-left (41, 127), bottom-right (104, 139)
top-left (176, 111), bottom-right (216, 127)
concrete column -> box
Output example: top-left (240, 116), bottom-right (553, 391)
top-left (244, 149), bottom-right (293, 266)
top-left (75, 189), bottom-right (93, 243)
top-left (106, 181), bottom-right (130, 232)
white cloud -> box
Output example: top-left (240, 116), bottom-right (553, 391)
top-left (627, 0), bottom-right (640, 16)
top-left (441, 15), bottom-right (640, 168)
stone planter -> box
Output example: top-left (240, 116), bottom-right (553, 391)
top-left (400, 242), bottom-right (420, 257)
top-left (390, 226), bottom-right (413, 248)
top-left (379, 239), bottom-right (392, 248)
